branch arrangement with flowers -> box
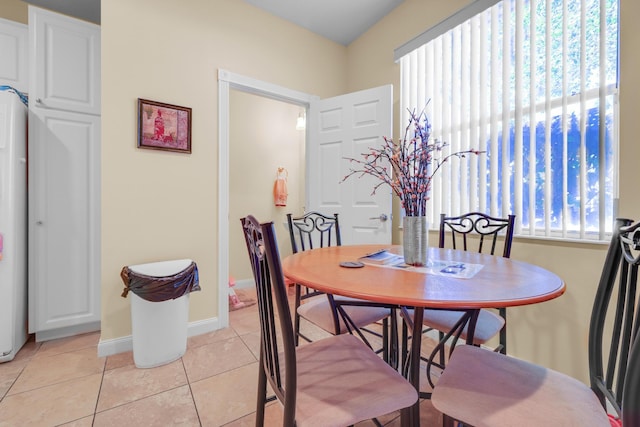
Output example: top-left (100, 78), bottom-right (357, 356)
top-left (342, 108), bottom-right (484, 217)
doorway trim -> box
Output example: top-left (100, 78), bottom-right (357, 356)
top-left (217, 69), bottom-right (317, 327)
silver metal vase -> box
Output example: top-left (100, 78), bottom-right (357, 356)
top-left (403, 216), bottom-right (428, 266)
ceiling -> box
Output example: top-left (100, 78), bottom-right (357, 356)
top-left (24, 0), bottom-right (100, 24)
top-left (22, 0), bottom-right (405, 46)
top-left (243, 0), bottom-right (405, 46)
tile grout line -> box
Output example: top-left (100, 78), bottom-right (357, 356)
top-left (90, 356), bottom-right (107, 425)
top-left (181, 356), bottom-right (203, 427)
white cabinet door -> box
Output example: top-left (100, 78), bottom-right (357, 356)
top-left (28, 6), bottom-right (101, 339)
top-left (28, 108), bottom-right (101, 333)
top-left (0, 18), bottom-right (28, 93)
top-left (29, 6), bottom-right (100, 115)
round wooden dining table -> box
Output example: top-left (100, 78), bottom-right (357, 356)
top-left (281, 244), bottom-right (566, 426)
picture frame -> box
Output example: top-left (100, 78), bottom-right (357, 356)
top-left (137, 98), bottom-right (192, 153)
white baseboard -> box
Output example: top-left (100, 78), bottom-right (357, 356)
top-left (35, 321), bottom-right (101, 342)
top-left (97, 316), bottom-right (221, 358)
top-left (97, 334), bottom-right (132, 358)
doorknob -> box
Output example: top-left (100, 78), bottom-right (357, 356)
top-left (369, 214), bottom-right (388, 222)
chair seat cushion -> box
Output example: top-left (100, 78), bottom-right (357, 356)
top-left (295, 334), bottom-right (418, 426)
top-left (419, 308), bottom-right (505, 344)
top-left (431, 345), bottom-right (610, 427)
top-left (297, 295), bottom-right (390, 335)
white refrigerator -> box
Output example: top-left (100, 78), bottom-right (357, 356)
top-left (0, 90), bottom-right (28, 362)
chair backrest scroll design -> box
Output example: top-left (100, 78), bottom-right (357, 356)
top-left (438, 212), bottom-right (515, 257)
top-left (287, 212), bottom-right (341, 254)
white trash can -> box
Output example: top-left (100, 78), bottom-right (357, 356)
top-left (126, 259), bottom-right (196, 368)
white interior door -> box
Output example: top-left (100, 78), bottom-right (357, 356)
top-left (307, 85), bottom-right (393, 245)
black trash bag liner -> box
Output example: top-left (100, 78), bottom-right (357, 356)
top-left (120, 261), bottom-right (200, 302)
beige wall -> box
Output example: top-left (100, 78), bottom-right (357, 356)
top-left (100, 0), bottom-right (347, 340)
top-left (618, 0), bottom-right (640, 220)
top-left (1, 0), bottom-right (27, 24)
top-left (229, 90), bottom-right (305, 282)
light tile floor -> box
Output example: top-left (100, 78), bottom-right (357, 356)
top-left (0, 288), bottom-right (443, 426)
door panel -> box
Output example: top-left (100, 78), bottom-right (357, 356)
top-left (0, 19), bottom-right (28, 93)
top-left (308, 85), bottom-right (393, 245)
top-left (29, 6), bottom-right (100, 115)
top-left (318, 141), bottom-right (341, 206)
top-left (28, 109), bottom-right (101, 332)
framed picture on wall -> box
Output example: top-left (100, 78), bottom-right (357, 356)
top-left (137, 98), bottom-right (192, 153)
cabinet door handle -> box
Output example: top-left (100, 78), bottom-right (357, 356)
top-left (36, 221), bottom-right (43, 225)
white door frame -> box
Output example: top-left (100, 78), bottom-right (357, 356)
top-left (217, 69), bottom-right (317, 327)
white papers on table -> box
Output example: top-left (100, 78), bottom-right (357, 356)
top-left (363, 256), bottom-right (484, 279)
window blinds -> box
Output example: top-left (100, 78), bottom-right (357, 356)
top-left (398, 0), bottom-right (618, 240)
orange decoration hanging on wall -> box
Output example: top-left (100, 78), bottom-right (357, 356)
top-left (273, 167), bottom-right (288, 207)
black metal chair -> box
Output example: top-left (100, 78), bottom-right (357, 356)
top-left (287, 212), bottom-right (396, 364)
top-left (402, 212), bottom-right (515, 381)
top-left (241, 215), bottom-right (418, 426)
top-left (429, 212), bottom-right (516, 354)
top-left (431, 217), bottom-right (640, 427)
